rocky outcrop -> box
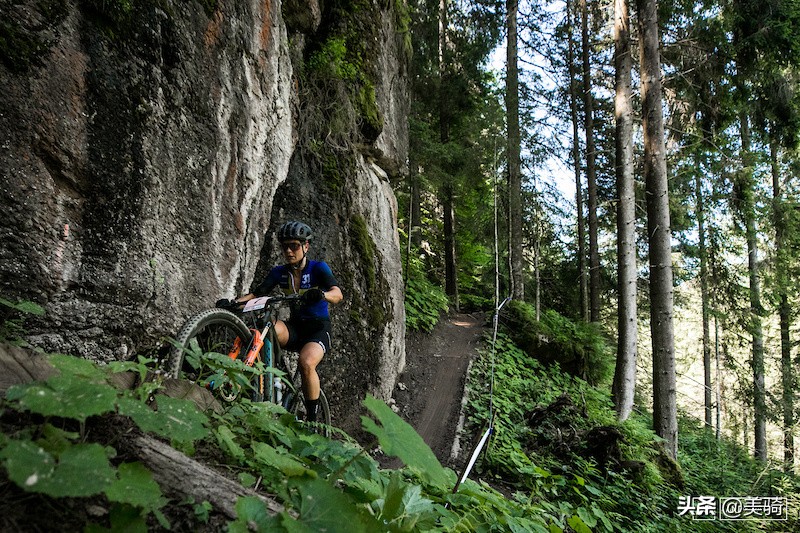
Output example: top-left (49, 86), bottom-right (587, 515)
top-left (0, 0), bottom-right (408, 429)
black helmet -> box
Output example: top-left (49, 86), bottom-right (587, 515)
top-left (277, 221), bottom-right (313, 242)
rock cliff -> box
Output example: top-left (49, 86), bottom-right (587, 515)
top-left (0, 0), bottom-right (408, 428)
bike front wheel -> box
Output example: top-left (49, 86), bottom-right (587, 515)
top-left (166, 309), bottom-right (255, 401)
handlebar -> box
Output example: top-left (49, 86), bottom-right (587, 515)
top-left (233, 294), bottom-right (302, 314)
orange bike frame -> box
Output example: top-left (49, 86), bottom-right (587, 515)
top-left (226, 328), bottom-right (269, 398)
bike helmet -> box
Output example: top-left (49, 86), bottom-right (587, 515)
top-left (277, 221), bottom-right (313, 242)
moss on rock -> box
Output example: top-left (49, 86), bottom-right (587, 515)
top-left (349, 214), bottom-right (391, 331)
top-left (0, 0), bottom-right (68, 73)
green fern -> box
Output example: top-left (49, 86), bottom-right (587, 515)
top-left (404, 254), bottom-right (449, 332)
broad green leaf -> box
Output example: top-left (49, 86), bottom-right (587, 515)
top-left (343, 475), bottom-right (384, 503)
top-left (229, 496), bottom-right (282, 532)
top-left (401, 483), bottom-right (434, 517)
top-left (592, 505), bottom-right (614, 531)
top-left (506, 516), bottom-right (550, 533)
top-left (49, 354), bottom-right (107, 382)
top-left (378, 472), bottom-right (407, 522)
top-left (361, 394), bottom-right (452, 488)
top-left (13, 377), bottom-right (117, 422)
top-left (120, 396), bottom-right (208, 444)
top-left (567, 515), bottom-right (592, 533)
top-left (215, 426), bottom-right (246, 463)
top-left (106, 462), bottom-right (164, 511)
top-left (281, 512), bottom-right (315, 533)
top-left (0, 438), bottom-right (54, 488)
top-left (576, 506), bottom-right (597, 528)
top-left (39, 423), bottom-right (79, 455)
top-left (238, 472), bottom-right (257, 488)
top-left (1, 439), bottom-right (114, 497)
top-left (0, 297), bottom-right (45, 315)
top-left (377, 475), bottom-right (436, 531)
top-left (85, 503), bottom-right (148, 533)
top-left (291, 477), bottom-right (376, 533)
top-left (252, 442), bottom-right (315, 478)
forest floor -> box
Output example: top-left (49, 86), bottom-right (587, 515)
top-left (381, 312), bottom-right (487, 471)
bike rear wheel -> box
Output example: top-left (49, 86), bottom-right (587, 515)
top-left (284, 386), bottom-right (331, 436)
top-left (166, 309), bottom-right (257, 401)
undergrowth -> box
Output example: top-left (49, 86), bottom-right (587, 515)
top-left (0, 347), bottom-right (558, 531)
top-left (403, 252), bottom-right (449, 332)
top-left (3, 301), bottom-right (797, 531)
top-left (500, 301), bottom-right (613, 385)
top-left (464, 317), bottom-right (800, 532)
top-left (0, 300), bottom-right (488, 530)
top-left (0, 297), bottom-right (45, 345)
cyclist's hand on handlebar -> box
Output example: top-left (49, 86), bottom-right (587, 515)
top-left (215, 298), bottom-right (237, 310)
top-left (301, 288), bottom-right (325, 304)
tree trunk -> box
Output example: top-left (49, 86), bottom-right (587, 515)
top-left (637, 0), bottom-right (677, 458)
top-left (581, 0), bottom-right (601, 322)
top-left (507, 0), bottom-right (524, 301)
top-left (439, 0), bottom-right (458, 309)
top-left (534, 218), bottom-right (541, 320)
top-left (567, 0), bottom-right (589, 322)
top-left (715, 316), bottom-right (722, 440)
top-left (612, 0), bottom-right (637, 422)
top-left (410, 162), bottom-right (422, 248)
top-left (770, 137), bottom-right (794, 470)
top-left (696, 162), bottom-right (713, 430)
top-left (738, 111), bottom-right (766, 462)
top-left (443, 182), bottom-right (459, 308)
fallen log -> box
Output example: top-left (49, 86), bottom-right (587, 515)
top-left (0, 342), bottom-right (57, 391)
top-left (124, 434), bottom-right (286, 519)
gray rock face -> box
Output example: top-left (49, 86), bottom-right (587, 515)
top-left (0, 0), bottom-right (407, 425)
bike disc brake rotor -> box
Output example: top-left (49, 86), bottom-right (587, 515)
top-left (219, 381), bottom-right (242, 402)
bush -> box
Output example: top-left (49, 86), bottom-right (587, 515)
top-left (500, 301), bottom-right (613, 385)
top-left (403, 254), bottom-right (448, 332)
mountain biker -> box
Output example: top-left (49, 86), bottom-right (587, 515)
top-left (219, 221), bottom-right (343, 422)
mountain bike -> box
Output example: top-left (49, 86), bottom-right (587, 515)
top-left (165, 294), bottom-right (331, 433)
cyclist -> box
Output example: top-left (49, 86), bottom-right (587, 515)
top-left (220, 221), bottom-right (343, 422)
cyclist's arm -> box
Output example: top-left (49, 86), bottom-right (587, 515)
top-left (321, 285), bottom-right (343, 305)
top-left (314, 262), bottom-right (343, 305)
top-left (248, 266), bottom-right (282, 298)
top-left (224, 267), bottom-right (282, 305)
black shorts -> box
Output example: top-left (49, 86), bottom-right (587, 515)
top-left (284, 318), bottom-right (332, 354)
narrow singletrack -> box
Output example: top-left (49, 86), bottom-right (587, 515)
top-left (392, 313), bottom-right (485, 467)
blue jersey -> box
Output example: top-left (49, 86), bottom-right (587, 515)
top-left (252, 260), bottom-right (339, 321)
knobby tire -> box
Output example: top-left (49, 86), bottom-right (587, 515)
top-left (166, 309), bottom-right (253, 400)
top-left (168, 308), bottom-right (332, 434)
top-left (285, 386), bottom-right (332, 436)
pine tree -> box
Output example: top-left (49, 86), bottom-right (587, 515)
top-left (637, 0), bottom-right (678, 457)
top-left (612, 0), bottom-right (637, 422)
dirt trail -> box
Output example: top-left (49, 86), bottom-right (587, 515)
top-left (390, 312), bottom-right (486, 468)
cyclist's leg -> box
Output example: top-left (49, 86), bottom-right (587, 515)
top-left (274, 319), bottom-right (290, 347)
top-left (299, 341), bottom-right (325, 399)
top-left (283, 319), bottom-right (330, 422)
top-left (298, 323), bottom-right (331, 422)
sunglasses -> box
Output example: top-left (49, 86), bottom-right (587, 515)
top-left (280, 242), bottom-right (303, 252)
